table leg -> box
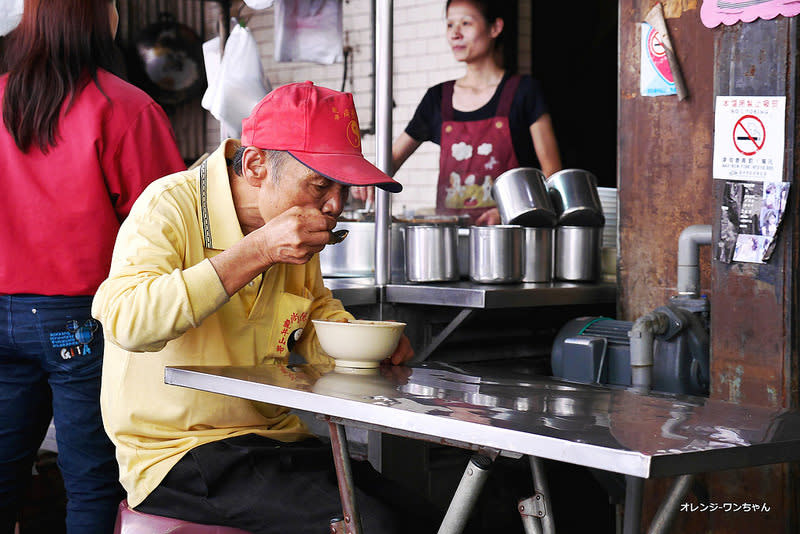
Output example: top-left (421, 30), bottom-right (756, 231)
top-left (437, 454), bottom-right (493, 534)
top-left (328, 421), bottom-right (363, 534)
top-left (623, 475), bottom-right (644, 534)
top-left (646, 474), bottom-right (694, 534)
top-left (518, 497), bottom-right (544, 534)
top-left (529, 456), bottom-right (555, 534)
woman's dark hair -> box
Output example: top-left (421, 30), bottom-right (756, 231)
top-left (446, 0), bottom-right (506, 30)
top-left (446, 0), bottom-right (512, 69)
top-left (2, 0), bottom-right (119, 153)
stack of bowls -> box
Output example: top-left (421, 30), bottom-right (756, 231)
top-left (490, 168), bottom-right (556, 283)
top-left (546, 169), bottom-right (605, 282)
top-left (597, 187), bottom-right (618, 281)
top-left (597, 187), bottom-right (618, 249)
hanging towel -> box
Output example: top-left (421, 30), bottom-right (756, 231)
top-left (202, 23), bottom-right (271, 137)
top-left (274, 0), bottom-right (343, 64)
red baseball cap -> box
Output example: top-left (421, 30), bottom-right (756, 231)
top-left (241, 81), bottom-right (401, 193)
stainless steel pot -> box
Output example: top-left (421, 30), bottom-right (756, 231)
top-left (319, 221), bottom-right (373, 277)
top-left (457, 228), bottom-right (470, 279)
top-left (319, 221), bottom-right (404, 279)
top-left (546, 169), bottom-right (605, 227)
top-left (469, 225), bottom-right (524, 284)
top-left (522, 227), bottom-right (553, 283)
top-left (405, 224), bottom-right (459, 282)
top-left (554, 226), bottom-right (601, 282)
top-left (492, 168), bottom-right (556, 227)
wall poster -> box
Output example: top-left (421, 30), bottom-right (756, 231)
top-left (701, 0), bottom-right (800, 28)
top-left (713, 96), bottom-right (789, 264)
top-left (718, 181), bottom-right (789, 264)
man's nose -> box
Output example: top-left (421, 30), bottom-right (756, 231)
top-left (321, 189), bottom-right (345, 217)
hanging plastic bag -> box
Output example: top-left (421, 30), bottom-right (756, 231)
top-left (244, 0), bottom-right (275, 9)
top-left (0, 0), bottom-right (24, 37)
top-left (274, 0), bottom-right (343, 64)
top-left (202, 23), bottom-right (271, 137)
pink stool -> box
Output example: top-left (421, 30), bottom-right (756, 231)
top-left (114, 500), bottom-right (252, 534)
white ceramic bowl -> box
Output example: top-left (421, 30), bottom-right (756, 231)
top-left (312, 319), bottom-right (406, 368)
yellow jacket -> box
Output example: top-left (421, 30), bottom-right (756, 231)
top-left (93, 140), bottom-right (350, 507)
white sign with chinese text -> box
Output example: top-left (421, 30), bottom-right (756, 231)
top-left (713, 96), bottom-right (785, 182)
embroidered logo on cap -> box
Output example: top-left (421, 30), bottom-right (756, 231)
top-left (347, 120), bottom-right (361, 148)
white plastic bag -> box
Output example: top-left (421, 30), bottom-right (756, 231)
top-left (201, 23), bottom-right (271, 137)
top-left (244, 0), bottom-right (275, 9)
top-left (274, 0), bottom-right (343, 64)
top-left (0, 0), bottom-right (24, 37)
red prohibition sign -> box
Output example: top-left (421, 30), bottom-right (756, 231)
top-left (648, 30), bottom-right (666, 57)
top-left (733, 114), bottom-right (765, 156)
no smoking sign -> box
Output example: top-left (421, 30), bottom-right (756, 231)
top-left (733, 115), bottom-right (765, 156)
top-left (713, 96), bottom-right (785, 182)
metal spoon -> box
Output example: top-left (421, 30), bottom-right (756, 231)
top-left (328, 229), bottom-right (349, 245)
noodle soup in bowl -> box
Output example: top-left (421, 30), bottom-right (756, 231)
top-left (311, 319), bottom-right (406, 368)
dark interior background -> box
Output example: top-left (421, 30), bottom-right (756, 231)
top-left (531, 2), bottom-right (618, 187)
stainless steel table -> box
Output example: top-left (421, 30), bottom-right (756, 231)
top-left (165, 362), bottom-right (800, 534)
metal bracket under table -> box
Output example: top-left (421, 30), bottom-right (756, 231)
top-left (413, 309), bottom-right (475, 363)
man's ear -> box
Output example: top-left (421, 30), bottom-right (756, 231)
top-left (242, 147), bottom-right (269, 187)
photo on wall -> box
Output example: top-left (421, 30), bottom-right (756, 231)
top-left (718, 180), bottom-right (790, 264)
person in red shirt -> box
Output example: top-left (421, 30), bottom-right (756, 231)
top-left (0, 1), bottom-right (185, 532)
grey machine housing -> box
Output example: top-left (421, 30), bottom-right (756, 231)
top-left (551, 302), bottom-right (710, 396)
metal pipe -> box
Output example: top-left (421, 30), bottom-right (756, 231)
top-left (519, 509), bottom-right (544, 534)
top-left (328, 421), bottom-right (363, 534)
top-left (676, 224), bottom-right (711, 296)
top-left (374, 0), bottom-right (393, 288)
top-left (647, 474), bottom-right (694, 534)
top-left (628, 311), bottom-right (669, 391)
top-left (623, 475), bottom-right (644, 534)
top-left (438, 455), bottom-right (493, 534)
top-left (529, 456), bottom-right (555, 534)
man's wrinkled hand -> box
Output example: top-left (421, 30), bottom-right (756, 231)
top-left (384, 334), bottom-right (414, 365)
top-left (257, 206), bottom-right (336, 266)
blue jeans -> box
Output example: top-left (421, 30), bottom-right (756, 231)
top-left (0, 295), bottom-right (123, 534)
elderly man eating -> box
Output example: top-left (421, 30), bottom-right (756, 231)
top-left (92, 82), bottom-right (431, 533)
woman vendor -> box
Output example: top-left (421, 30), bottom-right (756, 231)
top-left (353, 0), bottom-right (562, 225)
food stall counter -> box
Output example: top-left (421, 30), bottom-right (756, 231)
top-left (326, 277), bottom-right (616, 309)
top-left (385, 280), bottom-right (616, 309)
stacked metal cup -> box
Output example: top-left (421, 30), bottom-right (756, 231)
top-left (491, 168), bottom-right (556, 283)
top-left (546, 169), bottom-right (605, 282)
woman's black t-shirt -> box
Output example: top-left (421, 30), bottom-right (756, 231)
top-left (404, 73), bottom-right (548, 168)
